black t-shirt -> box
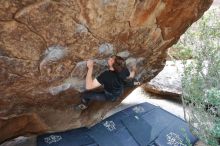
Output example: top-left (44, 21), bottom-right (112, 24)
top-left (118, 68), bottom-right (130, 80)
top-left (96, 69), bottom-right (130, 98)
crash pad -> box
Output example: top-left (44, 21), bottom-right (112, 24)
top-left (37, 102), bottom-right (198, 146)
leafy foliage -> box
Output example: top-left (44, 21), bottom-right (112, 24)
top-left (174, 7), bottom-right (220, 146)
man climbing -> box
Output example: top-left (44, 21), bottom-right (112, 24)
top-left (75, 55), bottom-right (139, 110)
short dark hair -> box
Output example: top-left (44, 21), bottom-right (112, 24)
top-left (112, 55), bottom-right (126, 72)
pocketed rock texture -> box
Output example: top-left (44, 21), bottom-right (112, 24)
top-left (0, 0), bottom-right (212, 142)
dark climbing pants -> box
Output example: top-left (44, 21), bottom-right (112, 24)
top-left (81, 90), bottom-right (119, 105)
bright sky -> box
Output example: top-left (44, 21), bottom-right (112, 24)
top-left (213, 0), bottom-right (220, 6)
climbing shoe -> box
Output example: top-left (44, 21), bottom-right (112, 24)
top-left (75, 103), bottom-right (88, 111)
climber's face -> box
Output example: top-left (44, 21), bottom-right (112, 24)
top-left (108, 55), bottom-right (115, 68)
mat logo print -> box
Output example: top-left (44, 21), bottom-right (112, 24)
top-left (166, 132), bottom-right (186, 146)
top-left (44, 135), bottom-right (62, 144)
top-left (132, 106), bottom-right (145, 113)
top-left (103, 121), bottom-right (116, 131)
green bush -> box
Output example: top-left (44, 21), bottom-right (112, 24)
top-left (178, 7), bottom-right (220, 146)
top-left (169, 46), bottom-right (193, 60)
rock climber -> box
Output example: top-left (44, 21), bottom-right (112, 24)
top-left (75, 55), bottom-right (139, 110)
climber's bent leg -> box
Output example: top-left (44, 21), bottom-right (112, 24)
top-left (81, 90), bottom-right (109, 104)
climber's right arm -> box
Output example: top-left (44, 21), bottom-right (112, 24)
top-left (85, 60), bottom-right (101, 90)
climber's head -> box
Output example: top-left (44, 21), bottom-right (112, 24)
top-left (108, 55), bottom-right (126, 72)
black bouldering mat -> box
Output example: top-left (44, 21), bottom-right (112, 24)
top-left (37, 102), bottom-right (198, 146)
top-left (140, 108), bottom-right (178, 142)
top-left (154, 119), bottom-right (198, 146)
top-left (121, 102), bottom-right (157, 116)
top-left (87, 123), bottom-right (123, 146)
top-left (88, 114), bottom-right (139, 146)
top-left (122, 114), bottom-right (152, 146)
top-left (37, 127), bottom-right (96, 146)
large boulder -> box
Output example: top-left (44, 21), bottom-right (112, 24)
top-left (143, 61), bottom-right (183, 99)
top-left (0, 0), bottom-right (213, 142)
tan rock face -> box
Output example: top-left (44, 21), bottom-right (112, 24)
top-left (143, 61), bottom-right (183, 99)
top-left (0, 0), bottom-right (212, 142)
